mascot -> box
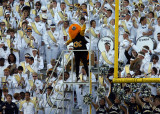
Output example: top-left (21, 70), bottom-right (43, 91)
top-left (66, 24), bottom-right (88, 80)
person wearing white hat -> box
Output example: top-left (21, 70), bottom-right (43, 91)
top-left (0, 41), bottom-right (10, 61)
top-left (119, 31), bottom-right (130, 64)
top-left (43, 24), bottom-right (60, 64)
top-left (119, 10), bottom-right (133, 43)
top-left (19, 53), bottom-right (30, 74)
top-left (31, 48), bottom-right (44, 71)
top-left (41, 6), bottom-right (47, 11)
top-left (42, 13), bottom-right (48, 21)
top-left (4, 10), bottom-right (17, 29)
top-left (60, 42), bottom-right (74, 69)
top-left (40, 5), bottom-right (50, 22)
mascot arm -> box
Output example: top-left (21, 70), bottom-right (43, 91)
top-left (66, 39), bottom-right (73, 45)
top-left (80, 24), bottom-right (86, 36)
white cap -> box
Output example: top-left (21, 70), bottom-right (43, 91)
top-left (41, 6), bottom-right (47, 11)
top-left (32, 48), bottom-right (38, 51)
top-left (42, 13), bottom-right (48, 19)
top-left (5, 10), bottom-right (10, 15)
top-left (47, 19), bottom-right (52, 26)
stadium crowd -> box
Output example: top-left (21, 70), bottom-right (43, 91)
top-left (0, 0), bottom-right (160, 114)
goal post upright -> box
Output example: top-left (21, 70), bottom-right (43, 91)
top-left (113, 0), bottom-right (119, 79)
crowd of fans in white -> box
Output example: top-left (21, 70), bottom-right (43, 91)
top-left (0, 0), bottom-right (160, 114)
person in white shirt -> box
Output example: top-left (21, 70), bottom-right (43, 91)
top-left (142, 55), bottom-right (160, 74)
top-left (151, 33), bottom-right (160, 64)
top-left (2, 68), bottom-right (14, 95)
top-left (4, 10), bottom-right (17, 29)
top-left (8, 29), bottom-right (21, 63)
top-left (122, 0), bottom-right (132, 13)
top-left (30, 1), bottom-right (41, 20)
top-left (54, 2), bottom-right (72, 27)
top-left (12, 66), bottom-right (29, 93)
top-left (25, 57), bottom-right (38, 79)
top-left (14, 0), bottom-right (25, 21)
top-left (31, 48), bottom-right (44, 71)
top-left (60, 43), bottom-right (74, 71)
top-left (13, 93), bottom-right (21, 109)
top-left (47, 0), bottom-right (61, 13)
top-left (44, 24), bottom-right (60, 64)
top-left (0, 21), bottom-right (8, 38)
top-left (119, 11), bottom-right (133, 42)
top-left (149, 16), bottom-right (160, 43)
top-left (19, 53), bottom-right (30, 74)
top-left (58, 21), bottom-right (70, 53)
top-left (86, 20), bottom-right (100, 57)
top-left (19, 92), bottom-right (36, 114)
top-left (30, 15), bottom-right (46, 58)
top-left (145, 67), bottom-right (159, 96)
top-left (119, 31), bottom-right (130, 64)
top-left (79, 67), bottom-right (97, 114)
top-left (29, 72), bottom-right (43, 97)
top-left (99, 42), bottom-right (114, 68)
top-left (134, 16), bottom-right (153, 41)
top-left (39, 86), bottom-right (56, 114)
top-left (0, 41), bottom-right (10, 61)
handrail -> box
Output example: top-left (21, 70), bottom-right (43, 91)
top-left (35, 51), bottom-right (64, 113)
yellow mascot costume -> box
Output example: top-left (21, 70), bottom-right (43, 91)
top-left (66, 24), bottom-right (88, 80)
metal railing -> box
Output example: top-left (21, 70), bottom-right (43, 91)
top-left (36, 49), bottom-right (95, 114)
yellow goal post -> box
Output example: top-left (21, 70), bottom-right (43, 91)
top-left (113, 0), bottom-right (160, 83)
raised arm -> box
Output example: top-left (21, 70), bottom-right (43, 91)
top-left (120, 105), bottom-right (127, 114)
top-left (80, 24), bottom-right (86, 36)
top-left (135, 92), bottom-right (144, 107)
top-left (91, 102), bottom-right (99, 110)
top-left (105, 96), bottom-right (113, 107)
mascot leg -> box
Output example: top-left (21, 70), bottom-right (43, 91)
top-left (81, 52), bottom-right (89, 77)
top-left (74, 52), bottom-right (81, 79)
top-left (74, 51), bottom-right (88, 80)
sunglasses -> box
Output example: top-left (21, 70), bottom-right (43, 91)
top-left (36, 4), bottom-right (40, 6)
top-left (33, 76), bottom-right (37, 77)
top-left (1, 24), bottom-right (5, 26)
top-left (20, 0), bottom-right (24, 1)
top-left (27, 31), bottom-right (32, 32)
top-left (7, 7), bottom-right (11, 8)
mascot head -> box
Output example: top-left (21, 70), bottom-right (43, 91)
top-left (68, 24), bottom-right (81, 39)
